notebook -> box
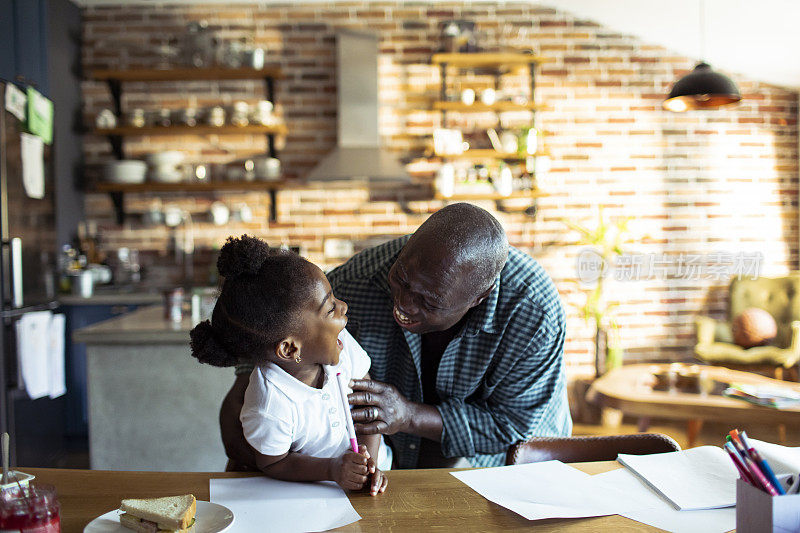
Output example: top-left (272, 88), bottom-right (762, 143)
top-left (617, 446), bottom-right (739, 510)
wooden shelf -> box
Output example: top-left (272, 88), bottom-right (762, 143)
top-left (93, 179), bottom-right (300, 194)
top-left (434, 190), bottom-right (547, 201)
top-left (439, 149), bottom-right (547, 160)
top-left (90, 67), bottom-right (283, 82)
top-left (432, 53), bottom-right (548, 66)
top-left (433, 101), bottom-right (545, 112)
top-left (92, 124), bottom-right (287, 137)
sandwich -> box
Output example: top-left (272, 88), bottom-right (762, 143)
top-left (119, 494), bottom-right (196, 533)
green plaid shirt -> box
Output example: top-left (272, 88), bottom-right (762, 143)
top-left (327, 236), bottom-right (572, 468)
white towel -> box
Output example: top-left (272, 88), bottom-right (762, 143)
top-left (16, 311), bottom-right (66, 400)
top-left (48, 313), bottom-right (66, 398)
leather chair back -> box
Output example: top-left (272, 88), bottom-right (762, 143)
top-left (506, 433), bottom-right (681, 465)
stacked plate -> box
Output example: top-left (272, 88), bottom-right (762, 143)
top-left (103, 161), bottom-right (147, 184)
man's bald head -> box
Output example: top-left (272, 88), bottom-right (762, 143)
top-left (387, 204), bottom-right (509, 333)
top-left (405, 203), bottom-right (509, 294)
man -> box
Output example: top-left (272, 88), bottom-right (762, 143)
top-left (220, 203), bottom-right (571, 470)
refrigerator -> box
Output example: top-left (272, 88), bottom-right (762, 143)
top-left (0, 80), bottom-right (61, 468)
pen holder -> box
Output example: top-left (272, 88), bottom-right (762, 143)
top-left (736, 476), bottom-right (800, 533)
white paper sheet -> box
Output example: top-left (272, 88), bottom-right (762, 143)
top-left (20, 133), bottom-right (44, 199)
top-left (451, 460), bottom-right (625, 520)
top-left (48, 313), bottom-right (66, 398)
top-left (209, 476), bottom-right (361, 532)
top-left (16, 311), bottom-right (54, 400)
top-left (618, 446), bottom-right (739, 510)
top-left (592, 467), bottom-right (737, 532)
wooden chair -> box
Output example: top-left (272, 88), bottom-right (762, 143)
top-left (506, 433), bottom-right (681, 465)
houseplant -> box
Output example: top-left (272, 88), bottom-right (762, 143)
top-left (564, 209), bottom-right (634, 377)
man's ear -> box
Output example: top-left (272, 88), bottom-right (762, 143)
top-left (275, 337), bottom-right (301, 362)
top-left (472, 282), bottom-right (496, 307)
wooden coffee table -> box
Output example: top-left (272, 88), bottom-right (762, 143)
top-left (586, 363), bottom-right (800, 447)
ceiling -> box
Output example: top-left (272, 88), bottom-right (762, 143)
top-left (72, 0), bottom-right (800, 90)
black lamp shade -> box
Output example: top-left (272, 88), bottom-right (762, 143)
top-left (663, 62), bottom-right (742, 112)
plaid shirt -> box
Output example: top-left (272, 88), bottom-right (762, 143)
top-left (327, 236), bottom-right (572, 469)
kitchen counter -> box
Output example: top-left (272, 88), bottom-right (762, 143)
top-left (72, 304), bottom-right (191, 344)
top-left (73, 305), bottom-right (231, 471)
top-left (59, 291), bottom-right (162, 306)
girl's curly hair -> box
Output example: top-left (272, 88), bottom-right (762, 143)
top-left (189, 235), bottom-right (315, 367)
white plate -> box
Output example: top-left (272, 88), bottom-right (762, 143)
top-left (83, 501), bottom-right (234, 533)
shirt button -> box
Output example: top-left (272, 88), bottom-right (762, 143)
top-left (409, 444), bottom-right (416, 450)
top-left (321, 393), bottom-right (330, 400)
top-left (332, 421), bottom-right (340, 427)
top-left (329, 407), bottom-right (337, 414)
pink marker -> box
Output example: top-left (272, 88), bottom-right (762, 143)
top-left (336, 372), bottom-right (359, 453)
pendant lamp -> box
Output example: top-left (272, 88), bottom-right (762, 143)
top-left (662, 0), bottom-right (741, 112)
top-left (663, 62), bottom-right (741, 112)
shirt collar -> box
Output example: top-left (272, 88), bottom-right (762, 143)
top-left (260, 362), bottom-right (335, 401)
top-left (461, 276), bottom-right (501, 336)
top-left (370, 236), bottom-right (409, 297)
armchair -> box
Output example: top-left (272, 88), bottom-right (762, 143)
top-left (694, 274), bottom-right (800, 381)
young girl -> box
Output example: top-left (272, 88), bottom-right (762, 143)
top-left (190, 235), bottom-right (388, 495)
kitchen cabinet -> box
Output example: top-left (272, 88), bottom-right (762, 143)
top-left (61, 302), bottom-right (147, 438)
top-left (88, 67), bottom-right (287, 223)
top-left (0, 0), bottom-right (49, 94)
top-left (430, 53), bottom-right (549, 214)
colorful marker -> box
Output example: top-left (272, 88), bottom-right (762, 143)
top-left (724, 441), bottom-right (756, 485)
top-left (728, 432), bottom-right (750, 460)
top-left (336, 372), bottom-right (359, 453)
top-left (743, 454), bottom-right (779, 496)
top-left (750, 447), bottom-right (786, 495)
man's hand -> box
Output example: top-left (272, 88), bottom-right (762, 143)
top-left (348, 379), bottom-right (413, 435)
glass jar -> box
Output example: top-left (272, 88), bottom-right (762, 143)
top-left (178, 107), bottom-right (198, 127)
top-left (207, 106), bottom-right (226, 128)
top-left (251, 100), bottom-right (274, 126)
top-left (157, 108), bottom-right (172, 128)
top-left (0, 484), bottom-right (61, 533)
top-left (182, 20), bottom-right (216, 68)
top-left (163, 287), bottom-right (185, 323)
top-left (127, 108), bottom-right (146, 128)
top-left (230, 102), bottom-right (249, 127)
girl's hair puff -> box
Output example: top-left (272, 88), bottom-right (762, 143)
top-left (189, 235), bottom-right (314, 367)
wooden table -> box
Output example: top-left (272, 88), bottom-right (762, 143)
top-left (27, 463), bottom-right (664, 532)
top-left (587, 363), bottom-right (800, 446)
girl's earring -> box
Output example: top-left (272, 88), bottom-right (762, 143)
top-left (294, 355), bottom-right (302, 364)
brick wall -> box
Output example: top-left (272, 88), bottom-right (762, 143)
top-left (80, 1), bottom-right (799, 377)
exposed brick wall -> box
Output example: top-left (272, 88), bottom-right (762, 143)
top-left (80, 1), bottom-right (799, 377)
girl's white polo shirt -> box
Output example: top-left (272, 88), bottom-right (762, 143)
top-left (240, 328), bottom-right (377, 462)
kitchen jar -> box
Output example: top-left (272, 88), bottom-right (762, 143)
top-left (251, 100), bottom-right (274, 126)
top-left (70, 270), bottom-right (94, 298)
top-left (126, 109), bottom-right (146, 128)
top-left (162, 287), bottom-right (184, 323)
top-left (178, 107), bottom-right (198, 127)
top-left (230, 102), bottom-right (249, 127)
top-left (182, 20), bottom-right (216, 68)
top-left (0, 484), bottom-right (60, 533)
top-left (207, 106), bottom-right (226, 128)
top-left (156, 108), bottom-right (172, 128)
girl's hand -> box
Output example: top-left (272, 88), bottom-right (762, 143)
top-left (329, 449), bottom-right (369, 491)
top-left (362, 448), bottom-right (387, 495)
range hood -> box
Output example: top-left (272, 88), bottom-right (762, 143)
top-left (305, 30), bottom-right (411, 183)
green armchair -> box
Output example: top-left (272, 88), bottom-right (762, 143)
top-left (694, 274), bottom-right (800, 380)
